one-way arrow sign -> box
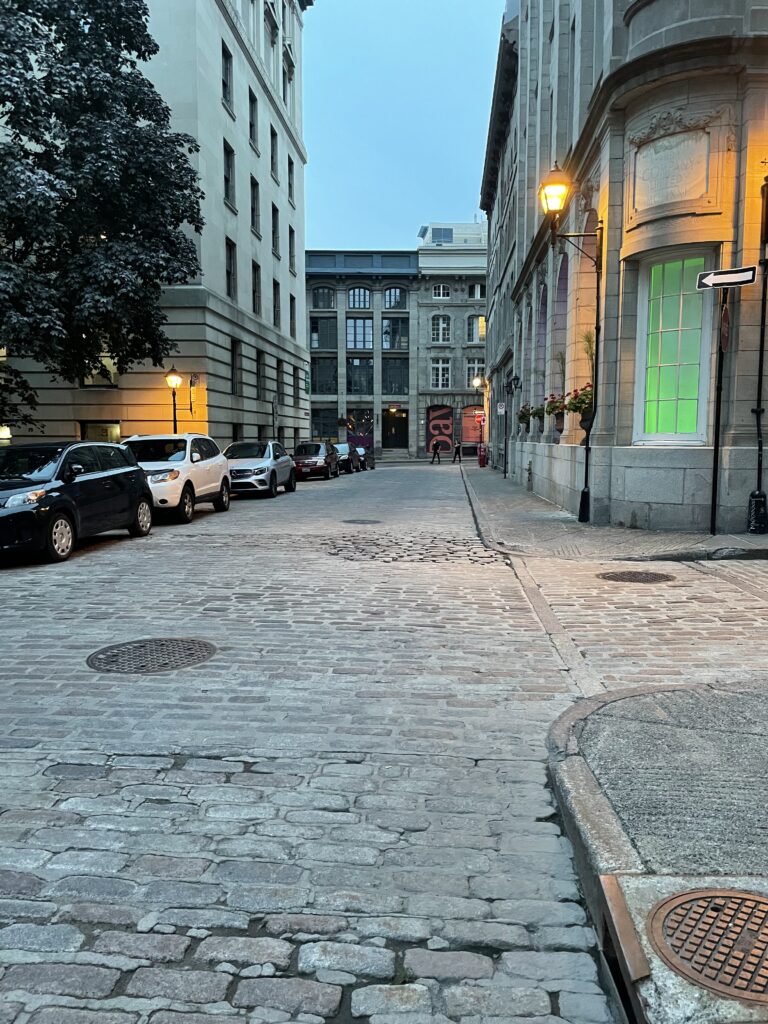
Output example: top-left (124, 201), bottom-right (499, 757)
top-left (697, 266), bottom-right (757, 291)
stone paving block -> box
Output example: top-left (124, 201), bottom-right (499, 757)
top-left (298, 941), bottom-right (396, 979)
top-left (142, 881), bottom-right (223, 906)
top-left (125, 967), bottom-right (231, 1002)
top-left (0, 848), bottom-right (51, 870)
top-left (557, 991), bottom-right (614, 1022)
top-left (207, 861), bottom-right (303, 886)
top-left (350, 917), bottom-right (432, 942)
top-left (45, 852), bottom-right (129, 874)
top-left (132, 855), bottom-right (211, 879)
top-left (0, 898), bottom-right (56, 921)
top-left (264, 914), bottom-right (347, 936)
top-left (442, 985), bottom-right (551, 1017)
top-left (406, 895), bottom-right (489, 920)
top-left (498, 951), bottom-right (598, 992)
top-left (351, 983), bottom-right (433, 1016)
top-left (45, 876), bottom-right (138, 901)
top-left (233, 977), bottom-right (342, 1014)
top-left (490, 900), bottom-right (586, 927)
top-left (0, 963), bottom-right (120, 997)
top-left (534, 925), bottom-right (596, 951)
top-left (0, 922), bottom-right (84, 951)
top-left (93, 930), bottom-right (191, 961)
top-left (440, 920), bottom-right (529, 949)
top-left (403, 949), bottom-right (493, 980)
top-left (0, 869), bottom-right (44, 897)
top-left (28, 1011), bottom-right (138, 1024)
top-left (195, 936), bottom-right (293, 968)
top-left (0, 1005), bottom-right (23, 1024)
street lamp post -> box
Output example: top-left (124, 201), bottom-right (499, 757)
top-left (472, 375), bottom-right (486, 446)
top-left (164, 366), bottom-right (182, 433)
top-left (539, 164), bottom-right (603, 523)
top-left (748, 176), bottom-right (768, 533)
top-left (504, 374), bottom-right (521, 479)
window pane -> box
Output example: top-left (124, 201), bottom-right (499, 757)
top-left (660, 331), bottom-right (678, 365)
top-left (661, 296), bottom-right (679, 331)
top-left (678, 364), bottom-right (699, 400)
top-left (645, 402), bottom-right (657, 433)
top-left (657, 402), bottom-right (677, 433)
top-left (677, 400), bottom-right (698, 433)
top-left (682, 257), bottom-right (705, 292)
top-left (648, 299), bottom-right (661, 333)
top-left (659, 365), bottom-right (677, 400)
top-left (681, 293), bottom-right (702, 330)
top-left (680, 330), bottom-right (700, 364)
top-left (647, 333), bottom-right (660, 366)
top-left (650, 264), bottom-right (663, 299)
top-left (663, 260), bottom-right (682, 295)
top-left (645, 367), bottom-right (658, 401)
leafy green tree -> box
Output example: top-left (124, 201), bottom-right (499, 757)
top-left (0, 0), bottom-right (204, 427)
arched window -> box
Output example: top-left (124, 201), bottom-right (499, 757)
top-left (467, 316), bottom-right (487, 344)
top-left (312, 287), bottom-right (335, 309)
top-left (433, 284), bottom-right (450, 299)
top-left (432, 314), bottom-right (451, 344)
top-left (348, 287), bottom-right (371, 309)
top-left (384, 287), bottom-right (407, 310)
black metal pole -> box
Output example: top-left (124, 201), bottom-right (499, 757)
top-left (172, 389), bottom-right (177, 433)
top-left (503, 406), bottom-right (509, 478)
top-left (710, 290), bottom-right (728, 535)
top-left (748, 177), bottom-right (768, 533)
top-left (578, 221), bottom-right (603, 523)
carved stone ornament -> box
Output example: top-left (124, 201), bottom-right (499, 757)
top-left (628, 107), bottom-right (728, 148)
top-left (578, 178), bottom-right (597, 214)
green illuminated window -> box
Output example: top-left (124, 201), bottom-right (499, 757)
top-left (643, 257), bottom-right (705, 436)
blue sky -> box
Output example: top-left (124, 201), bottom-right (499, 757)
top-left (303, 0), bottom-right (503, 250)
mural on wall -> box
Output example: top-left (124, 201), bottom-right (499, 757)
top-left (427, 405), bottom-right (453, 451)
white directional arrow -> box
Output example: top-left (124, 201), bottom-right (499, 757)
top-left (697, 266), bottom-right (757, 290)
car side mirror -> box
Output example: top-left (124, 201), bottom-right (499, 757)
top-left (65, 464), bottom-right (85, 481)
top-left (191, 452), bottom-right (201, 463)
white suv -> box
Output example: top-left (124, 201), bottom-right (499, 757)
top-left (124, 434), bottom-right (230, 523)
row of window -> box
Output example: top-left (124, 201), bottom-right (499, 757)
top-left (309, 315), bottom-right (485, 349)
top-left (225, 241), bottom-right (297, 338)
top-left (309, 356), bottom-right (485, 394)
top-left (228, 339), bottom-right (305, 403)
top-left (311, 284), bottom-right (486, 310)
top-left (224, 138), bottom-right (295, 213)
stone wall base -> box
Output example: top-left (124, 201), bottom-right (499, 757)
top-left (504, 440), bottom-right (758, 532)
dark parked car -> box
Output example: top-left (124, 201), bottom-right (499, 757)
top-left (356, 446), bottom-right (375, 470)
top-left (293, 442), bottom-right (340, 481)
top-left (335, 443), bottom-right (362, 474)
top-left (0, 442), bottom-right (153, 563)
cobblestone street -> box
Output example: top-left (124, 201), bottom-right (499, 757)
top-left (3, 464), bottom-right (768, 1023)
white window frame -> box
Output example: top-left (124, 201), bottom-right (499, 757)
top-left (432, 314), bottom-right (451, 344)
top-left (433, 284), bottom-right (450, 299)
top-left (431, 358), bottom-right (451, 390)
top-left (466, 359), bottom-right (485, 389)
top-left (632, 249), bottom-right (715, 446)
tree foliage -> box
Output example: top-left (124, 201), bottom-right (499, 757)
top-left (0, 0), bottom-right (204, 427)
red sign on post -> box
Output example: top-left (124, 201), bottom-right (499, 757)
top-left (475, 414), bottom-right (486, 425)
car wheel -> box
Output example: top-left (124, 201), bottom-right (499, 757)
top-left (324, 465), bottom-right (331, 480)
top-left (266, 474), bottom-right (278, 498)
top-left (213, 479), bottom-right (231, 512)
top-left (45, 513), bottom-right (75, 562)
top-left (175, 485), bottom-right (195, 523)
top-left (128, 498), bottom-right (153, 537)
top-left (284, 470), bottom-right (296, 493)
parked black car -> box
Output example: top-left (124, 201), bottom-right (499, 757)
top-left (356, 446), bottom-right (375, 470)
top-left (293, 442), bottom-right (340, 480)
top-left (0, 442), bottom-right (153, 563)
top-left (335, 443), bottom-right (362, 474)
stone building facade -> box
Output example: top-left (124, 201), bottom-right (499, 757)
top-left (306, 224), bottom-right (487, 457)
top-left (5, 0), bottom-right (312, 452)
top-left (482, 0), bottom-right (768, 530)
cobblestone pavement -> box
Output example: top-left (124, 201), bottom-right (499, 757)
top-left (0, 466), bottom-right (612, 1024)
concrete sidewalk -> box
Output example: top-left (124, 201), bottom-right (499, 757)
top-left (462, 464), bottom-right (768, 561)
top-left (548, 682), bottom-right (768, 1024)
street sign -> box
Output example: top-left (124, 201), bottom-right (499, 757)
top-left (475, 414), bottom-right (486, 426)
top-left (697, 266), bottom-right (757, 291)
top-left (497, 402), bottom-right (506, 415)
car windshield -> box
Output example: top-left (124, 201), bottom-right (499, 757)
top-left (295, 444), bottom-right (322, 457)
top-left (336, 444), bottom-right (350, 455)
top-left (0, 446), bottom-right (65, 482)
top-left (224, 443), bottom-right (268, 459)
top-left (125, 439), bottom-right (187, 463)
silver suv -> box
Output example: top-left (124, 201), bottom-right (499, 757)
top-left (124, 434), bottom-right (231, 523)
top-left (224, 441), bottom-right (296, 498)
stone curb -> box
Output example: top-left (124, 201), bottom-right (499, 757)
top-left (461, 465), bottom-right (768, 563)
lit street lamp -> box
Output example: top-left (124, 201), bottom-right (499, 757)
top-left (165, 366), bottom-right (182, 432)
top-left (472, 375), bottom-right (487, 446)
top-left (539, 163), bottom-right (603, 523)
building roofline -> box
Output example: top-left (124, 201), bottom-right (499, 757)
top-left (480, 19), bottom-right (519, 214)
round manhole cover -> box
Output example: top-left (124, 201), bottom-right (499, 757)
top-left (341, 519), bottom-right (382, 525)
top-left (597, 570), bottom-right (675, 584)
top-left (87, 638), bottom-right (217, 674)
top-left (648, 889), bottom-right (768, 1003)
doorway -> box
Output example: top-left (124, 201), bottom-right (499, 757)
top-left (382, 407), bottom-right (408, 448)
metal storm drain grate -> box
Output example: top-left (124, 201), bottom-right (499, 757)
top-left (342, 519), bottom-right (382, 525)
top-left (648, 890), bottom-right (768, 1003)
top-left (87, 638), bottom-right (217, 674)
top-left (597, 570), bottom-right (675, 584)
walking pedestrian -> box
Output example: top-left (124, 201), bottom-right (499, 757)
top-left (452, 440), bottom-right (462, 464)
top-left (430, 439), bottom-right (441, 465)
